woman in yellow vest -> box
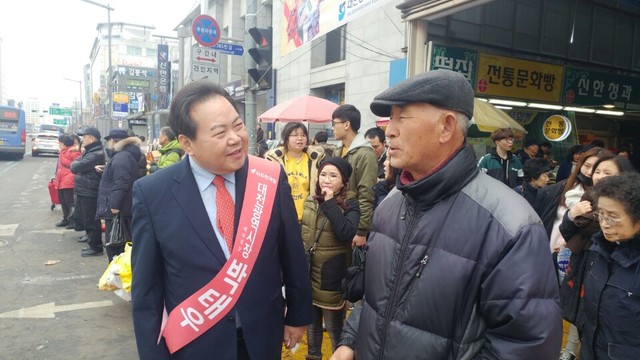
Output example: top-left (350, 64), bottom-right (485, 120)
top-left (265, 122), bottom-right (325, 221)
top-left (301, 157), bottom-right (360, 360)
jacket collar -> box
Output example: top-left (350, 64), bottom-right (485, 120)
top-left (397, 142), bottom-right (479, 210)
top-left (591, 231), bottom-right (640, 268)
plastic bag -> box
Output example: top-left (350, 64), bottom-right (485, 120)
top-left (97, 243), bottom-right (132, 296)
top-left (105, 214), bottom-right (130, 248)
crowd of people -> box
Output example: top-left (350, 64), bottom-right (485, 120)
top-left (49, 69), bottom-right (639, 359)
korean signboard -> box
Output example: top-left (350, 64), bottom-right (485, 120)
top-left (112, 93), bottom-right (130, 118)
top-left (476, 53), bottom-right (564, 103)
top-left (428, 43), bottom-right (477, 86)
top-left (280, 0), bottom-right (395, 56)
top-left (562, 67), bottom-right (639, 111)
top-left (157, 44), bottom-right (170, 110)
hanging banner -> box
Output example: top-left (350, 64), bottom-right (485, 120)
top-left (281, 0), bottom-right (395, 56)
top-left (475, 53), bottom-right (564, 103)
top-left (157, 44), bottom-right (170, 110)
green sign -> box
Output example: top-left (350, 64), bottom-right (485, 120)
top-left (53, 118), bottom-right (68, 125)
top-left (562, 67), bottom-right (640, 111)
top-left (49, 107), bottom-right (73, 116)
top-left (429, 43), bottom-right (478, 87)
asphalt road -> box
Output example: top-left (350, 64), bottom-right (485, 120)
top-left (0, 151), bottom-right (137, 360)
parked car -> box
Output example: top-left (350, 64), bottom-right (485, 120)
top-left (32, 133), bottom-right (60, 157)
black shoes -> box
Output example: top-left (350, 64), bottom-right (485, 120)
top-left (81, 247), bottom-right (103, 257)
top-left (78, 235), bottom-right (89, 243)
top-left (55, 220), bottom-right (70, 227)
top-left (65, 222), bottom-right (76, 229)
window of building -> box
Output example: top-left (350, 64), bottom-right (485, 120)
top-left (127, 46), bottom-right (143, 56)
top-left (326, 26), bottom-right (346, 65)
top-left (147, 48), bottom-right (157, 57)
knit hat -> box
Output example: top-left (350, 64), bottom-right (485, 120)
top-left (319, 157), bottom-right (353, 180)
top-left (524, 138), bottom-right (539, 148)
top-left (370, 69), bottom-right (474, 119)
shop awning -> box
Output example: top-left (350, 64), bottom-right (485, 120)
top-left (374, 99), bottom-right (526, 136)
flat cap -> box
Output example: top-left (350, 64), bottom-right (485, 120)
top-left (370, 69), bottom-right (475, 119)
top-left (104, 129), bottom-right (129, 140)
top-left (82, 127), bottom-right (101, 140)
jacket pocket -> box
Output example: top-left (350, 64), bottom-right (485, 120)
top-left (608, 342), bottom-right (639, 360)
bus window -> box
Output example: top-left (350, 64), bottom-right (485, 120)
top-left (0, 106), bottom-right (26, 160)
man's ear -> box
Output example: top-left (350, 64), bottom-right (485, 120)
top-left (178, 134), bottom-right (194, 157)
top-left (439, 112), bottom-right (458, 143)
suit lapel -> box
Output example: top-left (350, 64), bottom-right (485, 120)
top-left (172, 159), bottom-right (228, 265)
top-left (233, 159), bottom-right (248, 238)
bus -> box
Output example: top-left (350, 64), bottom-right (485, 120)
top-left (0, 105), bottom-right (26, 160)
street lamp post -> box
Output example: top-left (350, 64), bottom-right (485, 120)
top-left (63, 78), bottom-right (83, 132)
top-left (81, 0), bottom-right (114, 136)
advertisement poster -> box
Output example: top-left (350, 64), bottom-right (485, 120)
top-left (281, 0), bottom-right (395, 56)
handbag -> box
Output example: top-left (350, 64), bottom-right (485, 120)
top-left (105, 214), bottom-right (130, 248)
top-left (342, 245), bottom-right (366, 302)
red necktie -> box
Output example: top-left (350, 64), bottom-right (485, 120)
top-left (213, 176), bottom-right (235, 252)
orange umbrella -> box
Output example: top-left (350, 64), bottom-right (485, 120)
top-left (258, 95), bottom-right (338, 123)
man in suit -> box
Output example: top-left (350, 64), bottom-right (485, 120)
top-left (131, 80), bottom-right (312, 360)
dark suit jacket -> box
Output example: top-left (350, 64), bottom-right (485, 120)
top-left (131, 156), bottom-right (312, 360)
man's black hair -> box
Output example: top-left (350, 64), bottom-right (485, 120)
top-left (523, 158), bottom-right (551, 182)
top-left (332, 104), bottom-right (361, 132)
top-left (364, 127), bottom-right (385, 143)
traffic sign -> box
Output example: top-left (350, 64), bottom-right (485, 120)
top-left (49, 107), bottom-right (73, 116)
top-left (211, 42), bottom-right (244, 56)
top-left (191, 46), bottom-right (218, 65)
top-left (192, 14), bottom-right (221, 47)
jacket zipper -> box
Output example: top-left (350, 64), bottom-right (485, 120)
top-left (378, 199), bottom-right (417, 359)
top-left (415, 255), bottom-right (430, 278)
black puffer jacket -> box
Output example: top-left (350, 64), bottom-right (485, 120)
top-left (70, 141), bottom-right (105, 197)
top-left (97, 137), bottom-right (141, 219)
top-left (339, 144), bottom-right (562, 359)
top-left (581, 232), bottom-right (640, 360)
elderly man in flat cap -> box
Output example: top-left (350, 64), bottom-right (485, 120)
top-left (331, 69), bottom-right (562, 360)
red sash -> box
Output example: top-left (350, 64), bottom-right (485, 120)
top-left (161, 156), bottom-right (281, 354)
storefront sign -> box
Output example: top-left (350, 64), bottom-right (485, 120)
top-left (476, 53), bottom-right (564, 102)
top-left (542, 115), bottom-right (571, 142)
top-left (562, 67), bottom-right (640, 111)
top-left (428, 43), bottom-right (477, 85)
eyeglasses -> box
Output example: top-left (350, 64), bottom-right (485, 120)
top-left (499, 137), bottom-right (514, 143)
top-left (595, 211), bottom-right (623, 226)
top-left (288, 133), bottom-right (307, 139)
top-left (331, 120), bottom-right (346, 127)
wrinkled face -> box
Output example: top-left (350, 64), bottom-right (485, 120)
top-left (495, 137), bottom-right (514, 152)
top-left (580, 156), bottom-right (598, 178)
top-left (158, 133), bottom-right (168, 146)
top-left (331, 118), bottom-right (348, 140)
top-left (367, 136), bottom-right (385, 157)
top-left (592, 159), bottom-right (620, 186)
top-left (386, 103), bottom-right (443, 178)
top-left (318, 164), bottom-right (344, 194)
top-left (179, 96), bottom-right (248, 175)
top-left (531, 172), bottom-right (550, 189)
top-left (286, 128), bottom-right (307, 153)
top-left (596, 197), bottom-right (640, 242)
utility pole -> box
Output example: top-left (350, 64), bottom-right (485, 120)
top-left (244, 0), bottom-right (257, 155)
top-left (63, 78), bottom-right (83, 131)
top-left (80, 0), bottom-right (114, 135)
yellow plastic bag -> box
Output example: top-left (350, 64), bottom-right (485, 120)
top-left (97, 242), bottom-right (132, 292)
